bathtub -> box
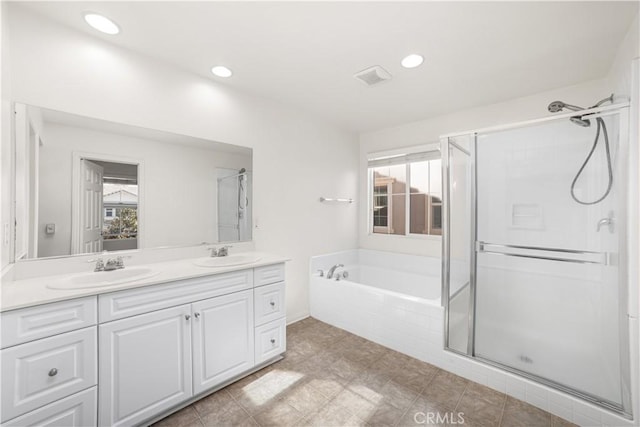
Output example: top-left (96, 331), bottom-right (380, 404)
top-left (309, 249), bottom-right (444, 363)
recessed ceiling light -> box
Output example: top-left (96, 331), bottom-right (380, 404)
top-left (84, 13), bottom-right (120, 35)
top-left (211, 66), bottom-right (233, 78)
top-left (401, 54), bottom-right (424, 69)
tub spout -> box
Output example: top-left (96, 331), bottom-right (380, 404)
top-left (327, 264), bottom-right (344, 279)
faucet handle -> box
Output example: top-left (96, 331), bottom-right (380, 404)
top-left (116, 256), bottom-right (125, 269)
top-left (218, 245), bottom-right (232, 256)
top-left (208, 247), bottom-right (219, 257)
top-left (94, 259), bottom-right (105, 272)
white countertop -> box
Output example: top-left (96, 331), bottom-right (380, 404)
top-left (1, 252), bottom-right (288, 312)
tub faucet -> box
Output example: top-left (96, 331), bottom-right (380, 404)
top-left (326, 264), bottom-right (344, 279)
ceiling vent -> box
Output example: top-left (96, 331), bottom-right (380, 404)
top-left (354, 65), bottom-right (392, 86)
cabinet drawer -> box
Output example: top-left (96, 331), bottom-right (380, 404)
top-left (254, 282), bottom-right (285, 326)
top-left (1, 297), bottom-right (97, 349)
top-left (3, 387), bottom-right (97, 427)
top-left (1, 327), bottom-right (97, 422)
top-left (254, 263), bottom-right (285, 287)
top-left (254, 318), bottom-right (286, 365)
top-left (99, 270), bottom-right (253, 322)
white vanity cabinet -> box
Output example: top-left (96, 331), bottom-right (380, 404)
top-left (192, 289), bottom-right (254, 394)
top-left (0, 297), bottom-right (98, 426)
top-left (253, 264), bottom-right (287, 364)
top-left (1, 261), bottom-right (286, 427)
top-left (98, 304), bottom-right (193, 427)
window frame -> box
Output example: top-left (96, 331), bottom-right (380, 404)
top-left (367, 144), bottom-right (442, 240)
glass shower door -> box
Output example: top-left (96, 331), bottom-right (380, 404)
top-left (473, 112), bottom-right (629, 411)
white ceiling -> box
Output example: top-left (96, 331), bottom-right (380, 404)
top-left (17, 1), bottom-right (639, 132)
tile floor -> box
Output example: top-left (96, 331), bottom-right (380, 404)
top-left (153, 317), bottom-right (576, 427)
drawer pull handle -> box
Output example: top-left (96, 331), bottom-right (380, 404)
top-left (270, 301), bottom-right (275, 307)
top-left (48, 368), bottom-right (58, 377)
top-left (194, 312), bottom-right (200, 319)
top-left (270, 338), bottom-right (276, 345)
top-left (185, 314), bottom-right (191, 321)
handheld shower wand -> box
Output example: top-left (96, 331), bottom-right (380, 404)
top-left (546, 94), bottom-right (614, 205)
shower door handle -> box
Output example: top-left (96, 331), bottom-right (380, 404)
top-left (477, 242), bottom-right (609, 265)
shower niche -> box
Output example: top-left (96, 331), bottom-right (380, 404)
top-left (441, 102), bottom-right (633, 417)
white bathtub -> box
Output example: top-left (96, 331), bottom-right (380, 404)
top-left (309, 249), bottom-right (444, 362)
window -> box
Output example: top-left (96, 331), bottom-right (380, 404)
top-left (368, 149), bottom-right (442, 237)
top-left (105, 208), bottom-right (114, 218)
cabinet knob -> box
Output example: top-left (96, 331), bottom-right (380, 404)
top-left (185, 314), bottom-right (191, 320)
top-left (270, 301), bottom-right (275, 307)
top-left (270, 338), bottom-right (276, 345)
top-left (194, 312), bottom-right (200, 319)
top-left (48, 368), bottom-right (58, 377)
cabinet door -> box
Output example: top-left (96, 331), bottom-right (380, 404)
top-left (1, 327), bottom-right (97, 422)
top-left (192, 290), bottom-right (254, 394)
top-left (3, 387), bottom-right (96, 427)
top-left (99, 305), bottom-right (192, 427)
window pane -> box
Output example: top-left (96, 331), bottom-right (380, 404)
top-left (429, 159), bottom-right (442, 199)
top-left (409, 161), bottom-right (429, 194)
top-left (372, 165), bottom-right (406, 195)
top-left (410, 193), bottom-right (428, 234)
top-left (389, 194), bottom-right (406, 235)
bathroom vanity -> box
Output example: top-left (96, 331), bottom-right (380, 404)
top-left (0, 255), bottom-right (286, 427)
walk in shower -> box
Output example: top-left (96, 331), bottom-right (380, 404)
top-left (441, 100), bottom-right (633, 416)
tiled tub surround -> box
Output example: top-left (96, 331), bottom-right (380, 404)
top-left (309, 250), bottom-right (636, 427)
top-left (153, 317), bottom-right (575, 427)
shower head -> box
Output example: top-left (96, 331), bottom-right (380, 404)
top-left (547, 100), bottom-right (591, 127)
top-left (239, 168), bottom-right (246, 174)
top-left (547, 101), bottom-right (585, 113)
top-left (570, 117), bottom-right (591, 127)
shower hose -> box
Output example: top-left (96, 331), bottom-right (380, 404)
top-left (570, 117), bottom-right (613, 205)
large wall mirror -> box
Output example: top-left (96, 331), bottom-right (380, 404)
top-left (13, 104), bottom-right (253, 261)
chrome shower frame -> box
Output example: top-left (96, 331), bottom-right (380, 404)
top-left (440, 102), bottom-right (634, 419)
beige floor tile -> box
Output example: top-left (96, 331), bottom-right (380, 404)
top-left (200, 400), bottom-right (252, 427)
top-left (362, 401), bottom-right (407, 427)
top-left (282, 382), bottom-right (330, 413)
top-left (302, 401), bottom-right (360, 427)
top-left (193, 389), bottom-right (237, 417)
top-left (253, 400), bottom-right (304, 427)
top-left (153, 318), bottom-right (565, 427)
top-left (152, 406), bottom-right (203, 427)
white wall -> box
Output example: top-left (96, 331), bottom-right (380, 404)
top-left (2, 5), bottom-right (359, 322)
top-left (606, 13), bottom-right (640, 98)
top-left (36, 122), bottom-right (249, 258)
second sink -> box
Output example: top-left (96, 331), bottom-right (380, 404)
top-left (48, 267), bottom-right (159, 290)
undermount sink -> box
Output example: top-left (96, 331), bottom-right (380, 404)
top-left (193, 254), bottom-right (262, 268)
top-left (47, 267), bottom-right (159, 290)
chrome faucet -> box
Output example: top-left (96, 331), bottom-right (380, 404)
top-left (94, 259), bottom-right (105, 272)
top-left (597, 218), bottom-right (614, 233)
top-left (209, 245), bottom-right (232, 257)
top-left (326, 264), bottom-right (344, 279)
top-left (597, 212), bottom-right (615, 233)
top-left (104, 258), bottom-right (118, 271)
